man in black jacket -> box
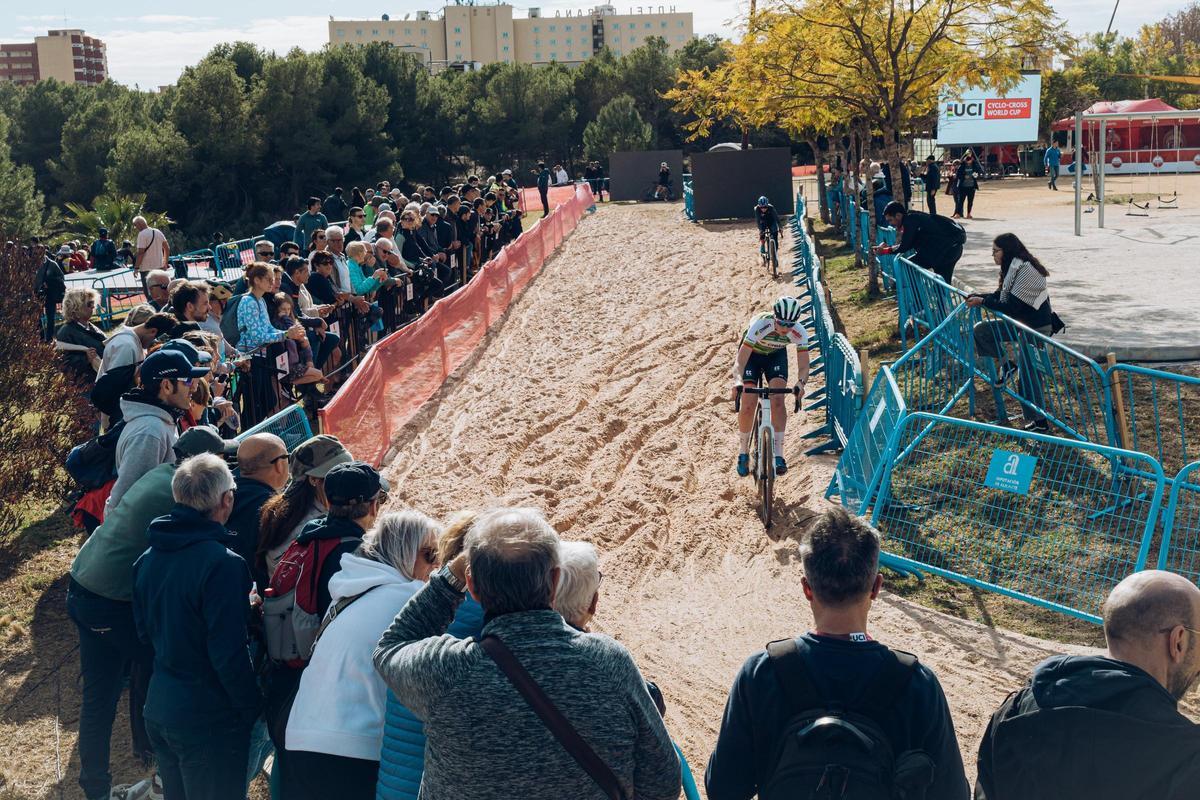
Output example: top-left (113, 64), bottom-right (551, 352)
top-left (922, 156), bottom-right (940, 215)
top-left (706, 508), bottom-right (969, 800)
top-left (226, 433), bottom-right (289, 585)
top-left (976, 570), bottom-right (1200, 800)
top-left (874, 200), bottom-right (966, 283)
top-left (34, 243), bottom-right (66, 341)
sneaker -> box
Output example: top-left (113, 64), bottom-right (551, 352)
top-left (1024, 418), bottom-right (1050, 433)
top-left (993, 360), bottom-right (1018, 388)
top-left (736, 453), bottom-right (749, 477)
top-left (775, 456), bottom-right (788, 476)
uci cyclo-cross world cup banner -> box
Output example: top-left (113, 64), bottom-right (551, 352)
top-left (937, 74), bottom-right (1043, 146)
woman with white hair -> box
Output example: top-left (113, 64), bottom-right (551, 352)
top-left (283, 509), bottom-right (442, 800)
top-left (55, 286), bottom-right (106, 382)
top-left (554, 540), bottom-right (602, 630)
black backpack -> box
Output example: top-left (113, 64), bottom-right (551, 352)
top-left (65, 419), bottom-right (127, 490)
top-left (761, 638), bottom-right (935, 800)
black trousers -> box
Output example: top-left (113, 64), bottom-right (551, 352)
top-left (955, 186), bottom-right (977, 215)
top-left (539, 187), bottom-right (550, 217)
top-left (926, 190), bottom-right (938, 216)
top-left (67, 579), bottom-right (154, 799)
top-left (282, 749), bottom-right (378, 800)
top-left (915, 243), bottom-right (963, 284)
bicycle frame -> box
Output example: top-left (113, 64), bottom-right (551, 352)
top-left (736, 384), bottom-right (802, 527)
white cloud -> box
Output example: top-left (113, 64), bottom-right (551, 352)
top-left (115, 15), bottom-right (218, 25)
top-left (98, 15), bottom-right (329, 88)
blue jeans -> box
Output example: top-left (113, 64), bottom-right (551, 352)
top-left (304, 329), bottom-right (339, 371)
top-left (67, 578), bottom-right (154, 800)
top-left (146, 716), bottom-right (251, 800)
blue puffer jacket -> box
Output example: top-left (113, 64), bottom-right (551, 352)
top-left (375, 595), bottom-right (484, 800)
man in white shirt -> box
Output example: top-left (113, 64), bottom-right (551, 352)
top-left (134, 216), bottom-right (170, 288)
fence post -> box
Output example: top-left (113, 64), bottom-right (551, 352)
top-left (1106, 352), bottom-right (1133, 450)
top-left (860, 349), bottom-right (872, 393)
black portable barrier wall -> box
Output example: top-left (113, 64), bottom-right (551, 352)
top-left (689, 147), bottom-right (794, 220)
top-left (608, 149), bottom-right (685, 202)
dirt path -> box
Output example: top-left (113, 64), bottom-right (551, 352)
top-left (379, 201), bottom-right (1099, 791)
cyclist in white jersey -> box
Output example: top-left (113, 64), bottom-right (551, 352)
top-left (730, 296), bottom-right (810, 477)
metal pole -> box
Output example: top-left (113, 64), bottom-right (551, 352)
top-left (1098, 120), bottom-right (1106, 229)
top-left (1074, 111), bottom-right (1083, 236)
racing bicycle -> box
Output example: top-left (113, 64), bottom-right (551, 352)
top-left (760, 232), bottom-right (780, 277)
top-left (735, 383), bottom-right (802, 529)
top-left (645, 180), bottom-right (676, 202)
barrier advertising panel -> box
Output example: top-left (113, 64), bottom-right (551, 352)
top-left (937, 74), bottom-right (1042, 145)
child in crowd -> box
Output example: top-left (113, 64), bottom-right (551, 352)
top-left (269, 292), bottom-right (323, 385)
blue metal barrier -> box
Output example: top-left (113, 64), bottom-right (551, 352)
top-left (1160, 462), bottom-right (1200, 582)
top-left (1107, 364), bottom-right (1200, 481)
top-left (869, 413), bottom-right (1164, 622)
top-left (858, 207), bottom-right (872, 262)
top-left (235, 403), bottom-right (313, 451)
top-left (846, 199), bottom-right (858, 250)
top-left (876, 226), bottom-right (897, 292)
top-left (215, 235), bottom-right (264, 280)
top-left (683, 174), bottom-right (695, 221)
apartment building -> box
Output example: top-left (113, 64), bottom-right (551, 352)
top-left (0, 29), bottom-right (108, 86)
top-left (330, 4), bottom-right (694, 68)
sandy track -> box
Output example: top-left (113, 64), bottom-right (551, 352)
top-left (379, 201), bottom-right (1097, 791)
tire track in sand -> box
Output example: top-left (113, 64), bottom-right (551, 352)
top-left (379, 202), bottom-right (1105, 792)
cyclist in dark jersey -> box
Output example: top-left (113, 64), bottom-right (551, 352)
top-left (755, 196), bottom-right (780, 256)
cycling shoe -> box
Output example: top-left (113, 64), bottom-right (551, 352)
top-left (774, 456), bottom-right (788, 476)
top-left (736, 454), bottom-right (750, 477)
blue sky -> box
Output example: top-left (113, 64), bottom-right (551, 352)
top-left (0, 0), bottom-right (1188, 88)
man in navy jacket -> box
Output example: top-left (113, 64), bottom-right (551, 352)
top-left (706, 508), bottom-right (969, 800)
top-left (133, 453), bottom-right (260, 800)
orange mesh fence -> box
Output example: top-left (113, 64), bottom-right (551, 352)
top-left (320, 183), bottom-right (595, 465)
top-left (518, 184), bottom-right (580, 215)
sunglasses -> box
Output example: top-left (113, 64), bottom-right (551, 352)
top-left (315, 234), bottom-right (326, 240)
top-left (175, 377), bottom-right (194, 387)
top-left (775, 320), bottom-right (796, 328)
top-left (269, 453), bottom-right (289, 466)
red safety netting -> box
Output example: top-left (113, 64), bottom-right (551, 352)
top-left (320, 183), bottom-right (595, 465)
top-left (518, 184), bottom-right (580, 215)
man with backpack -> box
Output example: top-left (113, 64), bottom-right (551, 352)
top-left (68, 426), bottom-right (236, 800)
top-left (975, 570), bottom-right (1200, 800)
top-left (706, 508), bottom-right (969, 800)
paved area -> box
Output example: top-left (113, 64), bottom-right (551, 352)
top-left (947, 175), bottom-right (1200, 362)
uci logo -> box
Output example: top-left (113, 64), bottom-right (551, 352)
top-left (1003, 454), bottom-right (1021, 476)
top-left (945, 101), bottom-right (984, 119)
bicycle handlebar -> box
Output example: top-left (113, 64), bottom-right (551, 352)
top-left (734, 385), bottom-right (803, 414)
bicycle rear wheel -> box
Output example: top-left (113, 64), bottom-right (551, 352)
top-left (759, 429), bottom-right (775, 528)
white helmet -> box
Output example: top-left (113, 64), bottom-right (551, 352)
top-left (773, 296), bottom-right (803, 324)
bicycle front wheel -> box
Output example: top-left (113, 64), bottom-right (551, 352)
top-left (759, 429), bottom-right (774, 528)
top-left (750, 405), bottom-right (762, 479)
top-left (769, 237), bottom-right (778, 278)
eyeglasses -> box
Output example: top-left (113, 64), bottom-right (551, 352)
top-left (269, 453), bottom-right (289, 466)
top-left (315, 234), bottom-right (326, 240)
top-left (175, 377), bottom-right (194, 387)
top-left (149, 283), bottom-right (169, 291)
top-left (1158, 625), bottom-right (1200, 636)
top-left (597, 571), bottom-right (604, 586)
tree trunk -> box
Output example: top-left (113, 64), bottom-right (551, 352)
top-left (809, 138), bottom-right (830, 224)
top-left (865, 162), bottom-right (881, 298)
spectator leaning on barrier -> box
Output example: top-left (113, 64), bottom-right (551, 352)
top-left (284, 510), bottom-right (442, 800)
top-left (90, 227), bottom-right (117, 271)
top-left (976, 571), bottom-right (1200, 800)
top-left (294, 196), bottom-right (329, 249)
top-left (373, 506), bottom-right (682, 800)
top-left (132, 453), bottom-right (261, 800)
top-left (966, 233), bottom-right (1055, 433)
top-left (105, 347), bottom-right (210, 513)
top-left (68, 426), bottom-right (236, 800)
top-left (56, 287), bottom-right (106, 383)
top-left (873, 200), bottom-right (966, 284)
top-left (706, 507), bottom-right (969, 800)
top-left (377, 510), bottom-right (486, 800)
top-left (90, 308), bottom-right (178, 422)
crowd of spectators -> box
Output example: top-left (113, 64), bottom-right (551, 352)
top-left (66, 452), bottom-right (1200, 800)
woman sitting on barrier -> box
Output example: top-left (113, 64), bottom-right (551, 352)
top-left (966, 233), bottom-right (1054, 433)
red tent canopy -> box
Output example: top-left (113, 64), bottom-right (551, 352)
top-left (1052, 99), bottom-right (1199, 131)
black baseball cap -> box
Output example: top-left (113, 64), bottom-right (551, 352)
top-left (173, 424), bottom-right (238, 459)
top-left (160, 338), bottom-right (213, 364)
top-left (324, 461), bottom-right (389, 506)
top-left (140, 349), bottom-right (211, 384)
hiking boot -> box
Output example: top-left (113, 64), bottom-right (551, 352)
top-left (775, 456), bottom-right (788, 476)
